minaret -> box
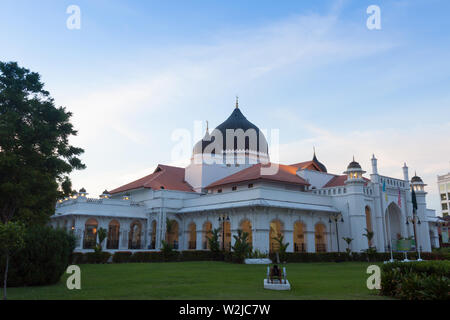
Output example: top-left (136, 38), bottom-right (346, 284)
top-left (403, 162), bottom-right (409, 182)
top-left (371, 154), bottom-right (378, 175)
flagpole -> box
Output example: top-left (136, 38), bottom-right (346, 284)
top-left (381, 181), bottom-right (394, 262)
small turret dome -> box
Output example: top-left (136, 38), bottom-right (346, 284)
top-left (411, 173), bottom-right (423, 184)
top-left (347, 158), bottom-right (362, 170)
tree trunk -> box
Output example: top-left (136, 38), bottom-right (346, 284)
top-left (3, 253), bottom-right (9, 300)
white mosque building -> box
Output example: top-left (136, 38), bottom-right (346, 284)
top-left (52, 102), bottom-right (441, 254)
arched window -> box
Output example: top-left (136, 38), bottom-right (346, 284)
top-left (202, 221), bottom-right (212, 249)
top-left (222, 220), bottom-right (231, 251)
top-left (294, 221), bottom-right (306, 252)
top-left (365, 206), bottom-right (373, 247)
top-left (129, 220), bottom-right (142, 249)
top-left (165, 220), bottom-right (179, 249)
top-left (269, 220), bottom-right (284, 253)
top-left (240, 219), bottom-right (252, 247)
top-left (83, 218), bottom-right (98, 249)
top-left (150, 220), bottom-right (157, 249)
top-left (107, 220), bottom-right (120, 249)
top-left (315, 223), bottom-right (327, 252)
top-left (188, 222), bottom-right (196, 250)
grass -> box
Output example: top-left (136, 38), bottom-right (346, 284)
top-left (7, 261), bottom-right (390, 300)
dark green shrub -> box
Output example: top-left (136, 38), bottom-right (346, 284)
top-left (0, 225), bottom-right (75, 287)
top-left (380, 261), bottom-right (450, 300)
top-left (85, 252), bottom-right (111, 264)
top-left (71, 252), bottom-right (86, 264)
top-left (179, 250), bottom-right (216, 261)
top-left (131, 251), bottom-right (164, 262)
top-left (112, 251), bottom-right (133, 263)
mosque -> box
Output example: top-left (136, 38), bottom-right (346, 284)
top-left (53, 100), bottom-right (441, 254)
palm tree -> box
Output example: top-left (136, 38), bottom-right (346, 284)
top-left (342, 237), bottom-right (353, 254)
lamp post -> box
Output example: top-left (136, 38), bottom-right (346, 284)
top-left (329, 213), bottom-right (344, 253)
top-left (406, 214), bottom-right (422, 261)
top-left (218, 215), bottom-right (230, 251)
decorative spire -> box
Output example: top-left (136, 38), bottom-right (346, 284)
top-left (235, 95), bottom-right (239, 109)
top-left (206, 120), bottom-right (209, 133)
top-left (313, 146), bottom-right (316, 156)
top-left (353, 155), bottom-right (355, 162)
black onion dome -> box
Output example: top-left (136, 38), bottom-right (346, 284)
top-left (193, 107), bottom-right (269, 155)
top-left (79, 187), bottom-right (86, 193)
top-left (411, 175), bottom-right (423, 183)
top-left (214, 108), bottom-right (268, 154)
top-left (102, 189), bottom-right (110, 194)
top-left (347, 160), bottom-right (361, 170)
top-left (312, 153), bottom-right (327, 173)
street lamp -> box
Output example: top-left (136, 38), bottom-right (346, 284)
top-left (406, 214), bottom-right (422, 261)
top-left (329, 213), bottom-right (344, 253)
top-left (218, 215), bottom-right (230, 251)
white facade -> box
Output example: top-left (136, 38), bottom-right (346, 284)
top-left (51, 109), bottom-right (441, 254)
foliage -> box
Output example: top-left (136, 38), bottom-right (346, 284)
top-left (271, 234), bottom-right (289, 262)
top-left (380, 261), bottom-right (450, 300)
top-left (94, 227), bottom-right (107, 252)
top-left (362, 228), bottom-right (374, 245)
top-left (0, 61), bottom-right (85, 225)
top-left (231, 229), bottom-right (252, 263)
top-left (249, 249), bottom-right (269, 259)
top-left (85, 252), bottom-right (111, 264)
top-left (112, 251), bottom-right (133, 263)
top-left (161, 240), bottom-right (177, 261)
top-left (208, 228), bottom-right (221, 256)
top-left (0, 225), bottom-right (75, 287)
top-left (342, 237), bottom-right (353, 254)
top-left (0, 221), bottom-right (25, 299)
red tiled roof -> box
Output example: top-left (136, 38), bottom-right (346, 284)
top-left (290, 161), bottom-right (323, 172)
top-left (109, 164), bottom-right (194, 194)
top-left (206, 163), bottom-right (310, 189)
top-left (323, 175), bottom-right (370, 188)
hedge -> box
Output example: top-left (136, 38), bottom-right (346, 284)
top-left (380, 261), bottom-right (450, 300)
top-left (69, 250), bottom-right (449, 265)
top-left (0, 225), bottom-right (75, 287)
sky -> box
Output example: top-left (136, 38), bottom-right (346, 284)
top-left (1, 0), bottom-right (449, 214)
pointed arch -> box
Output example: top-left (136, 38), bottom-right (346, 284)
top-left (294, 221), bottom-right (306, 252)
top-left (188, 222), bottom-right (196, 250)
top-left (315, 222), bottom-right (327, 252)
top-left (240, 219), bottom-right (252, 247)
top-left (83, 218), bottom-right (98, 249)
top-left (269, 219), bottom-right (284, 253)
top-left (107, 219), bottom-right (120, 249)
top-left (129, 220), bottom-right (143, 249)
top-left (202, 221), bottom-right (212, 249)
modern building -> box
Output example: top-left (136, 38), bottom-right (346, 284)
top-left (438, 172), bottom-right (450, 217)
top-left (51, 102), bottom-right (441, 253)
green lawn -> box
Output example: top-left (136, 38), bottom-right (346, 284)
top-left (8, 261), bottom-right (390, 300)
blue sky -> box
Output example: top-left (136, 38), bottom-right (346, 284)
top-left (1, 0), bottom-right (449, 213)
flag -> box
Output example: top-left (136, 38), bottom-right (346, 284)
top-left (383, 181), bottom-right (388, 202)
top-left (398, 188), bottom-right (402, 207)
top-left (411, 186), bottom-right (418, 214)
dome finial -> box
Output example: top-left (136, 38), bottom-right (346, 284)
top-left (206, 120), bottom-right (209, 133)
top-left (353, 155), bottom-right (355, 162)
top-left (235, 95), bottom-right (239, 109)
top-left (313, 146), bottom-right (316, 156)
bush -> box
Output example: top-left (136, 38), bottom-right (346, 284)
top-left (380, 261), bottom-right (450, 300)
top-left (179, 250), bottom-right (216, 261)
top-left (0, 225), bottom-right (75, 287)
top-left (85, 251), bottom-right (111, 264)
top-left (112, 251), bottom-right (133, 263)
top-left (131, 251), bottom-right (164, 262)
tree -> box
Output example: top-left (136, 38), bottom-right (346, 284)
top-left (208, 228), bottom-right (221, 255)
top-left (0, 221), bottom-right (25, 300)
top-left (0, 61), bottom-right (85, 226)
top-left (95, 227), bottom-right (107, 252)
top-left (231, 229), bottom-right (252, 263)
top-left (342, 237), bottom-right (353, 254)
top-left (272, 234), bottom-right (289, 262)
top-left (362, 228), bottom-right (375, 247)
